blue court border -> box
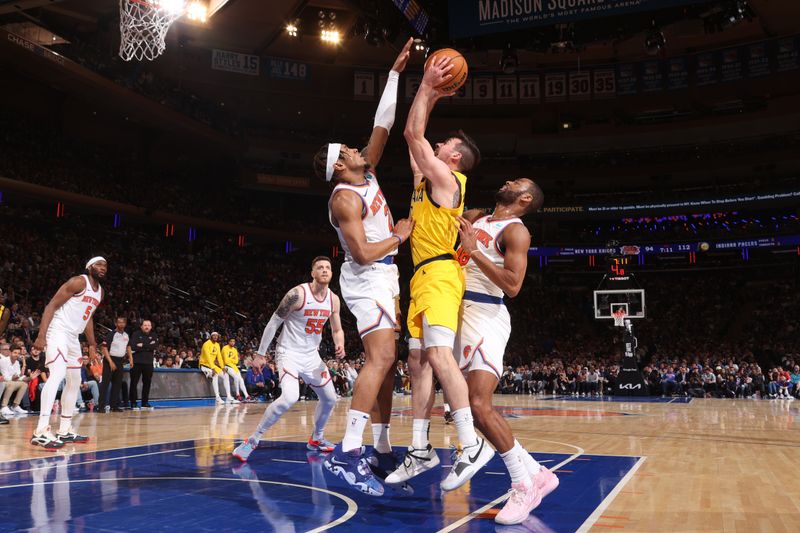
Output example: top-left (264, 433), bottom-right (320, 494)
top-left (0, 439), bottom-right (641, 532)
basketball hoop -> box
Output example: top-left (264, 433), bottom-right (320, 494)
top-left (612, 308), bottom-right (627, 327)
top-left (119, 0), bottom-right (185, 61)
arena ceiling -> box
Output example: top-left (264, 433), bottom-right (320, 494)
top-left (1, 1), bottom-right (798, 69)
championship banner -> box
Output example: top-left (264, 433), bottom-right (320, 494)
top-left (666, 57), bottom-right (689, 90)
top-left (746, 42), bottom-right (770, 77)
top-left (212, 49), bottom-right (259, 76)
top-left (719, 47), bottom-right (743, 82)
top-left (447, 0), bottom-right (709, 39)
top-left (776, 36), bottom-right (800, 72)
top-left (640, 60), bottom-right (664, 93)
top-left (616, 63), bottom-right (638, 96)
top-left (694, 52), bottom-right (718, 86)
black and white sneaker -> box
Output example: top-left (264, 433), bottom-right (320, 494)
top-left (384, 444), bottom-right (441, 484)
top-left (440, 437), bottom-right (495, 491)
top-left (56, 429), bottom-right (90, 444)
top-left (31, 428), bottom-right (65, 450)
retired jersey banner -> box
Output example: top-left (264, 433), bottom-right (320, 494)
top-left (776, 36), bottom-right (800, 71)
top-left (212, 49), bottom-right (259, 76)
top-left (447, 0), bottom-right (709, 39)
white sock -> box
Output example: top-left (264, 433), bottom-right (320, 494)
top-left (501, 445), bottom-right (531, 485)
top-left (443, 403), bottom-right (451, 413)
top-left (222, 373), bottom-right (232, 398)
top-left (514, 439), bottom-right (542, 475)
top-left (451, 407), bottom-right (479, 448)
top-left (58, 415), bottom-right (73, 435)
top-left (372, 423), bottom-right (392, 453)
top-left (341, 409), bottom-right (369, 452)
top-left (412, 419), bottom-right (430, 449)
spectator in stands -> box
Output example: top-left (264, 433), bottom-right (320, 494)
top-left (77, 355), bottom-right (100, 411)
top-left (661, 367), bottom-right (677, 397)
top-left (1, 346), bottom-right (29, 416)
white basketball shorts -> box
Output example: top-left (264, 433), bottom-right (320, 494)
top-left (45, 328), bottom-right (83, 369)
top-left (454, 300), bottom-right (511, 380)
top-left (339, 261), bottom-right (399, 338)
top-left (275, 350), bottom-right (331, 388)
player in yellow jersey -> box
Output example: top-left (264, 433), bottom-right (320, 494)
top-left (200, 332), bottom-right (236, 405)
top-left (386, 54), bottom-right (494, 491)
top-left (222, 337), bottom-right (251, 402)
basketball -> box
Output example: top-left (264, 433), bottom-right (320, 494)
top-left (424, 48), bottom-right (468, 94)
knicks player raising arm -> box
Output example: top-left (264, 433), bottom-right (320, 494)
top-left (328, 37), bottom-right (416, 265)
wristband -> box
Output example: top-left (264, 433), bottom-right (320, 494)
top-left (392, 234), bottom-right (403, 246)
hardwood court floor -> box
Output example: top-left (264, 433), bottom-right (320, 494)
top-left (1, 394), bottom-right (798, 532)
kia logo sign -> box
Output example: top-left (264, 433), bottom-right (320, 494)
top-left (619, 383), bottom-right (642, 390)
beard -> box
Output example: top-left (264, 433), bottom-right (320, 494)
top-left (495, 188), bottom-right (522, 205)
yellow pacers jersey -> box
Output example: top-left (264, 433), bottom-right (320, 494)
top-left (409, 171), bottom-right (467, 266)
top-left (200, 340), bottom-right (222, 372)
top-left (222, 345), bottom-right (239, 371)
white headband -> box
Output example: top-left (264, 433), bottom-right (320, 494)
top-left (325, 143), bottom-right (342, 182)
top-left (85, 256), bottom-right (106, 269)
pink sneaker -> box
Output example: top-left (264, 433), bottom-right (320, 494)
top-left (495, 481), bottom-right (542, 525)
top-left (534, 467), bottom-right (559, 499)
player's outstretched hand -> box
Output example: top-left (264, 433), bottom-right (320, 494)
top-left (422, 54), bottom-right (454, 92)
top-left (335, 345), bottom-right (345, 359)
top-left (393, 218), bottom-right (415, 243)
top-left (457, 216), bottom-right (478, 253)
top-left (392, 37), bottom-right (414, 73)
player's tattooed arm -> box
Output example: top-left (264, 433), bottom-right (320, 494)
top-left (257, 286), bottom-right (302, 355)
top-left (275, 287), bottom-right (302, 319)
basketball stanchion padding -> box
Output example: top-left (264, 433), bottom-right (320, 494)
top-left (424, 48), bottom-right (468, 94)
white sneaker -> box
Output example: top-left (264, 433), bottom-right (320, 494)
top-left (13, 406), bottom-right (27, 416)
top-left (0, 406), bottom-right (14, 417)
top-left (384, 444), bottom-right (440, 484)
top-left (440, 437), bottom-right (495, 491)
top-left (215, 397), bottom-right (225, 405)
top-left (227, 398), bottom-right (240, 404)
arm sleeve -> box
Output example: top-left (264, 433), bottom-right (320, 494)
top-left (373, 70), bottom-right (400, 131)
top-left (257, 314), bottom-right (285, 356)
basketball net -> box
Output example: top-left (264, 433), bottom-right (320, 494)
top-left (119, 0), bottom-right (185, 61)
top-left (612, 308), bottom-right (627, 327)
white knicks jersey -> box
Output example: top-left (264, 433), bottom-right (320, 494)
top-left (329, 171), bottom-right (395, 263)
top-left (277, 284), bottom-right (334, 354)
top-left (457, 216), bottom-right (524, 298)
top-left (50, 275), bottom-right (103, 336)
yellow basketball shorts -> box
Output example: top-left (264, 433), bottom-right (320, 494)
top-left (407, 259), bottom-right (465, 339)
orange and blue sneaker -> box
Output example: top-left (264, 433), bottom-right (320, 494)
top-left (307, 437), bottom-right (335, 453)
top-left (324, 443), bottom-right (384, 496)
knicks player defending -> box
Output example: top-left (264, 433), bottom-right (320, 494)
top-left (31, 257), bottom-right (106, 449)
top-left (315, 39), bottom-right (415, 496)
top-left (233, 256), bottom-right (345, 462)
top-left (456, 179), bottom-right (558, 525)
top-left (387, 54), bottom-right (494, 491)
